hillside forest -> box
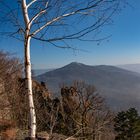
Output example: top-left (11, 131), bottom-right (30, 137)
top-left (1, 52), bottom-right (140, 140)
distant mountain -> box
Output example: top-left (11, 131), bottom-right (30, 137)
top-left (35, 62), bottom-right (140, 111)
top-left (117, 64), bottom-right (140, 74)
top-left (32, 68), bottom-right (55, 76)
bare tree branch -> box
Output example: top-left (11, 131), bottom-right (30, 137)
top-left (27, 0), bottom-right (37, 9)
top-left (29, 8), bottom-right (47, 25)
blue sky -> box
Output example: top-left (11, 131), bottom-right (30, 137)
top-left (0, 0), bottom-right (140, 69)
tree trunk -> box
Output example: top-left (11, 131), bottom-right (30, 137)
top-left (22, 0), bottom-right (37, 138)
top-left (25, 36), bottom-right (36, 139)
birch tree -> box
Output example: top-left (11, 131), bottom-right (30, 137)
top-left (0, 0), bottom-right (126, 139)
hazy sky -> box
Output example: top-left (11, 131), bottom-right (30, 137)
top-left (0, 0), bottom-right (140, 69)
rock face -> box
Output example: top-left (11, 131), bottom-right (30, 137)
top-left (36, 62), bottom-right (140, 111)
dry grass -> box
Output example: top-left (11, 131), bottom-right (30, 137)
top-left (0, 119), bottom-right (17, 140)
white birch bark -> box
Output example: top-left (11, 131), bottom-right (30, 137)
top-left (25, 36), bottom-right (36, 139)
top-left (22, 0), bottom-right (36, 139)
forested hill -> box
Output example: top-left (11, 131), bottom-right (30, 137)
top-left (35, 62), bottom-right (140, 111)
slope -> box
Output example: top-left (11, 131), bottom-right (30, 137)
top-left (36, 62), bottom-right (140, 111)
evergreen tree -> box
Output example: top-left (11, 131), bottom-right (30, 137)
top-left (114, 108), bottom-right (140, 140)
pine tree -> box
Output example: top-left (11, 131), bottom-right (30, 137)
top-left (114, 108), bottom-right (140, 140)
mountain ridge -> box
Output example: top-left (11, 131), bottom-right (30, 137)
top-left (35, 62), bottom-right (140, 111)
